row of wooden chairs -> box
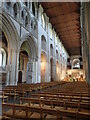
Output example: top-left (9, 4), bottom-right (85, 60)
top-left (2, 81), bottom-right (66, 101)
top-left (19, 97), bottom-right (90, 111)
top-left (2, 102), bottom-right (90, 120)
top-left (2, 81), bottom-right (90, 119)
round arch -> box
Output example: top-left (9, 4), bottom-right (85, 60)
top-left (72, 59), bottom-right (80, 69)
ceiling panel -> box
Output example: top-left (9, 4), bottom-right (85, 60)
top-left (41, 2), bottom-right (81, 56)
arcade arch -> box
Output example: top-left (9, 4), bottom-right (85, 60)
top-left (0, 10), bottom-right (19, 85)
top-left (19, 34), bottom-right (38, 84)
top-left (18, 41), bottom-right (29, 83)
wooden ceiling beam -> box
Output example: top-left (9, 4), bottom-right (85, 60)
top-left (50, 14), bottom-right (80, 24)
top-left (60, 35), bottom-right (81, 39)
top-left (56, 26), bottom-right (80, 32)
top-left (56, 27), bottom-right (80, 33)
top-left (50, 11), bottom-right (79, 19)
top-left (40, 2), bottom-right (81, 56)
top-left (58, 31), bottom-right (81, 35)
top-left (52, 19), bottom-right (80, 26)
top-left (43, 3), bottom-right (64, 12)
top-left (54, 23), bottom-right (80, 30)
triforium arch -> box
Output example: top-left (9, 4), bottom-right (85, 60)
top-left (0, 8), bottom-right (19, 85)
top-left (19, 33), bottom-right (38, 84)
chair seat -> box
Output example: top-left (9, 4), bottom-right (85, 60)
top-left (30, 112), bottom-right (40, 119)
top-left (44, 114), bottom-right (57, 120)
top-left (3, 109), bottom-right (19, 117)
top-left (15, 111), bottom-right (32, 119)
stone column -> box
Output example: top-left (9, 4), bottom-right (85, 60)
top-left (26, 60), bottom-right (33, 84)
top-left (10, 48), bottom-right (17, 85)
top-left (37, 56), bottom-right (41, 83)
top-left (15, 50), bottom-right (19, 85)
top-left (82, 3), bottom-right (90, 84)
top-left (32, 58), bottom-right (37, 83)
top-left (46, 33), bottom-right (50, 82)
top-left (52, 59), bottom-right (56, 81)
top-left (6, 48), bottom-right (11, 85)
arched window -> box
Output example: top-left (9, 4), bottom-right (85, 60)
top-left (74, 62), bottom-right (80, 68)
top-left (25, 15), bottom-right (28, 28)
top-left (50, 28), bottom-right (52, 38)
top-left (60, 54), bottom-right (62, 62)
top-left (0, 52), bottom-right (2, 67)
top-left (72, 59), bottom-right (80, 69)
top-left (0, 48), bottom-right (7, 68)
top-left (34, 23), bottom-right (36, 30)
top-left (31, 21), bottom-right (33, 28)
top-left (32, 2), bottom-right (35, 16)
top-left (50, 44), bottom-right (53, 57)
top-left (41, 35), bottom-right (46, 51)
top-left (24, 2), bottom-right (28, 7)
top-left (41, 14), bottom-right (46, 29)
top-left (56, 50), bottom-right (58, 59)
top-left (21, 10), bottom-right (24, 19)
top-left (6, 2), bottom-right (11, 10)
top-left (13, 3), bottom-right (18, 17)
top-left (13, 3), bottom-right (20, 19)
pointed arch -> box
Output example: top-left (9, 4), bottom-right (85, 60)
top-left (20, 33), bottom-right (38, 61)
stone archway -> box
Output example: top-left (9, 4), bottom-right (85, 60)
top-left (19, 33), bottom-right (38, 84)
top-left (0, 9), bottom-right (19, 85)
top-left (18, 41), bottom-right (30, 83)
top-left (18, 71), bottom-right (22, 83)
top-left (72, 59), bottom-right (80, 69)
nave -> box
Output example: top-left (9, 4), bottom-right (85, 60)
top-left (0, 1), bottom-right (90, 120)
top-left (0, 81), bottom-right (90, 120)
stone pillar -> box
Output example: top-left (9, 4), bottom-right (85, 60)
top-left (37, 26), bottom-right (42, 83)
top-left (82, 3), bottom-right (90, 84)
top-left (52, 59), bottom-right (56, 81)
top-left (37, 56), bottom-right (41, 83)
top-left (46, 33), bottom-right (50, 82)
top-left (15, 50), bottom-right (19, 85)
top-left (32, 59), bottom-right (37, 83)
top-left (6, 48), bottom-right (11, 85)
top-left (6, 48), bottom-right (17, 85)
top-left (26, 58), bottom-right (37, 84)
top-left (26, 60), bottom-right (33, 84)
top-left (10, 49), bottom-right (17, 85)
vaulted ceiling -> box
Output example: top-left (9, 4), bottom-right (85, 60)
top-left (41, 2), bottom-right (81, 56)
